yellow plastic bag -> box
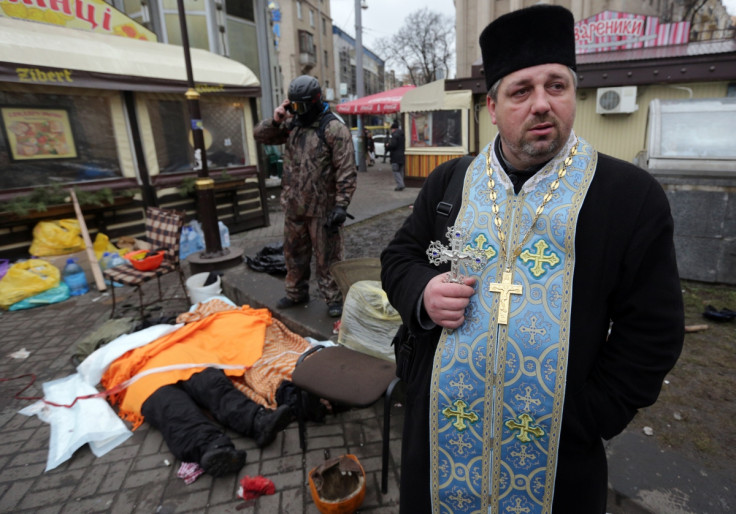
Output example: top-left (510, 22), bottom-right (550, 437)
top-left (29, 219), bottom-right (85, 257)
top-left (0, 259), bottom-right (60, 309)
top-left (93, 232), bottom-right (125, 260)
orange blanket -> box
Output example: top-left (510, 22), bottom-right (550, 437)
top-left (102, 306), bottom-right (271, 428)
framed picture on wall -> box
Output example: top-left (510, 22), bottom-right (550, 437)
top-left (0, 106), bottom-right (78, 161)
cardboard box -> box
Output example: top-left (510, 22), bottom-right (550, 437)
top-left (43, 250), bottom-right (95, 284)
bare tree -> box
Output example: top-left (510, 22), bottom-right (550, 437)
top-left (375, 8), bottom-right (454, 85)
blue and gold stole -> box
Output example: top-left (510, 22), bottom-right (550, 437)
top-left (430, 134), bottom-right (597, 513)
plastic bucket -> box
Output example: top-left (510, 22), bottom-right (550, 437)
top-left (185, 272), bottom-right (222, 305)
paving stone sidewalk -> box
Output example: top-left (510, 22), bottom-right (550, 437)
top-left (0, 163), bottom-right (410, 514)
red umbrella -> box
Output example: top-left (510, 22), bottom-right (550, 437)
top-left (335, 85), bottom-right (416, 115)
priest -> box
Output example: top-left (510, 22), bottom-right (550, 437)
top-left (380, 5), bottom-right (684, 513)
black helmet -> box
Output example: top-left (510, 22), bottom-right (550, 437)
top-left (288, 75), bottom-right (321, 115)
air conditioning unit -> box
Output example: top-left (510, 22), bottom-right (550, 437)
top-left (596, 86), bottom-right (638, 114)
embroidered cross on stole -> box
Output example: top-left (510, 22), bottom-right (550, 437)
top-left (429, 136), bottom-right (597, 514)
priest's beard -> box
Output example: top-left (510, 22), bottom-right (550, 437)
top-left (521, 138), bottom-right (560, 161)
top-left (502, 116), bottom-right (565, 166)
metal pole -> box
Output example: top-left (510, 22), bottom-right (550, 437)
top-left (355, 0), bottom-right (365, 172)
top-left (177, 0), bottom-right (224, 257)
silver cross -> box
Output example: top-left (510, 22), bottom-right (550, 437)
top-left (427, 225), bottom-right (487, 283)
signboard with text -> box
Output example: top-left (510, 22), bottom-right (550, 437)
top-left (0, 0), bottom-right (156, 41)
top-left (575, 11), bottom-right (690, 54)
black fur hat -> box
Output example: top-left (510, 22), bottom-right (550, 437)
top-left (479, 5), bottom-right (576, 91)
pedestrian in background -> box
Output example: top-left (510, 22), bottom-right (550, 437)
top-left (381, 5), bottom-right (684, 513)
top-left (254, 75), bottom-right (357, 318)
top-left (364, 129), bottom-right (376, 166)
top-left (386, 120), bottom-right (405, 191)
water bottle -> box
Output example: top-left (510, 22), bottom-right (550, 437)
top-left (218, 221), bottom-right (230, 248)
top-left (62, 258), bottom-right (89, 296)
top-left (99, 252), bottom-right (111, 273)
top-left (105, 253), bottom-right (125, 287)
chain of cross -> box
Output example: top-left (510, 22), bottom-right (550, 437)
top-left (427, 224), bottom-right (488, 284)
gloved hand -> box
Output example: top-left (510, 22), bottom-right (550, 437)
top-left (324, 206), bottom-right (347, 232)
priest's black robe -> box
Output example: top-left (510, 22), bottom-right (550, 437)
top-left (380, 152), bottom-right (684, 513)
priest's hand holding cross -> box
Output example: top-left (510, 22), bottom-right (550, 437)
top-left (422, 273), bottom-right (477, 330)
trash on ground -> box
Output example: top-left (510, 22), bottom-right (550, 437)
top-left (238, 475), bottom-right (276, 500)
top-left (9, 348), bottom-right (30, 359)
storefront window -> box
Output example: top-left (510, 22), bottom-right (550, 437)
top-left (145, 96), bottom-right (249, 173)
top-left (408, 110), bottom-right (462, 148)
top-left (646, 98), bottom-right (736, 176)
top-left (225, 16), bottom-right (259, 76)
top-left (0, 87), bottom-right (121, 189)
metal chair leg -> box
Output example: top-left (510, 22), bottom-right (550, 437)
top-left (109, 281), bottom-right (117, 319)
top-left (137, 286), bottom-right (145, 320)
top-left (382, 377), bottom-right (401, 493)
top-left (297, 389), bottom-right (307, 452)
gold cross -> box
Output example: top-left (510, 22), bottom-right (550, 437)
top-left (519, 239), bottom-right (560, 277)
top-left (449, 372), bottom-right (473, 399)
top-left (507, 497), bottom-right (531, 514)
top-left (464, 233), bottom-right (496, 260)
top-left (510, 445), bottom-right (537, 466)
top-left (519, 315), bottom-right (547, 346)
top-left (514, 386), bottom-right (541, 411)
top-left (442, 399), bottom-right (479, 431)
top-left (448, 433), bottom-right (473, 455)
top-left (448, 489), bottom-right (473, 510)
top-left (488, 270), bottom-right (522, 324)
top-left (505, 413), bottom-right (545, 442)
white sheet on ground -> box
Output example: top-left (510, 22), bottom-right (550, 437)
top-left (18, 323), bottom-right (182, 471)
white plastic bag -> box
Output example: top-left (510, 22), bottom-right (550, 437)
top-left (337, 280), bottom-right (402, 362)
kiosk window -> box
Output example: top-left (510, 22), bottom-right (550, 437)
top-left (408, 110), bottom-right (462, 148)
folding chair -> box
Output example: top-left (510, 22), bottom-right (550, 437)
top-left (290, 257), bottom-right (400, 494)
top-left (291, 345), bottom-right (400, 494)
top-left (103, 207), bottom-right (189, 319)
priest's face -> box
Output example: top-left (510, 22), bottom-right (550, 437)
top-left (487, 63), bottom-right (576, 169)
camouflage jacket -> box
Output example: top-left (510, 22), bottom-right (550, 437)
top-left (254, 111), bottom-right (357, 218)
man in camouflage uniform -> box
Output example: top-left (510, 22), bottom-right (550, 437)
top-left (254, 76), bottom-right (357, 318)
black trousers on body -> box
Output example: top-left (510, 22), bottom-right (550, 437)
top-left (141, 368), bottom-right (260, 463)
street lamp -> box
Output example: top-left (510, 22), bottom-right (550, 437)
top-left (355, 0), bottom-right (366, 172)
top-left (176, 0), bottom-right (243, 272)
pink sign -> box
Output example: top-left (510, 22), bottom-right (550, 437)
top-left (575, 11), bottom-right (690, 54)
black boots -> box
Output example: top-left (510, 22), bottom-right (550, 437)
top-left (252, 405), bottom-right (292, 448)
top-left (276, 295), bottom-right (309, 309)
top-left (200, 443), bottom-right (246, 477)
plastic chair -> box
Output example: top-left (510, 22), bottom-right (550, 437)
top-left (103, 207), bottom-right (189, 319)
top-left (290, 258), bottom-right (400, 494)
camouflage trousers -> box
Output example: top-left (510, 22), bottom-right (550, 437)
top-left (283, 214), bottom-right (344, 305)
